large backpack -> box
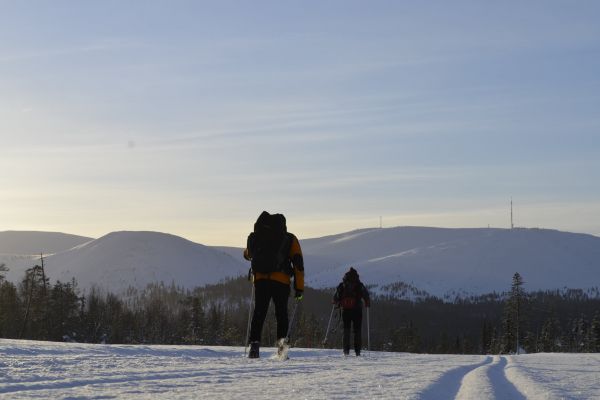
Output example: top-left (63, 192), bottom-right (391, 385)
top-left (248, 211), bottom-right (292, 274)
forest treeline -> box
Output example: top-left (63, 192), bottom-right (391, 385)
top-left (1, 262), bottom-right (599, 354)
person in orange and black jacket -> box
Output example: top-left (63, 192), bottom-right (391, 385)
top-left (333, 267), bottom-right (370, 356)
top-left (244, 212), bottom-right (304, 358)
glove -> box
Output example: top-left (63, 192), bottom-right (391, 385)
top-left (294, 290), bottom-right (303, 300)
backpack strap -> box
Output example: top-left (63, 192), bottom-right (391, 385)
top-left (275, 233), bottom-right (292, 274)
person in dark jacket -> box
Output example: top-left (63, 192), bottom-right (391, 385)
top-left (244, 211), bottom-right (304, 359)
top-left (333, 267), bottom-right (370, 356)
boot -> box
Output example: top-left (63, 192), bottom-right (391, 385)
top-left (248, 341), bottom-right (260, 359)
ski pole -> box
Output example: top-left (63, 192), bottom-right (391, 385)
top-left (331, 308), bottom-right (341, 334)
top-left (367, 306), bottom-right (371, 354)
top-left (285, 298), bottom-right (300, 343)
top-left (322, 304), bottom-right (336, 347)
top-left (244, 283), bottom-right (255, 356)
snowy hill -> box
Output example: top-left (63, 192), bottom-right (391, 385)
top-left (219, 227), bottom-right (600, 298)
top-left (3, 227), bottom-right (600, 298)
top-left (300, 227), bottom-right (600, 299)
top-left (3, 231), bottom-right (247, 292)
top-left (0, 231), bottom-right (92, 255)
top-left (220, 226), bottom-right (600, 299)
top-left (1, 339), bottom-right (599, 399)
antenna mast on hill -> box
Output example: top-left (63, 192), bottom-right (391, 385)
top-left (511, 198), bottom-right (514, 229)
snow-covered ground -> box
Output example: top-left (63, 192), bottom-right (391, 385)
top-left (1, 339), bottom-right (598, 399)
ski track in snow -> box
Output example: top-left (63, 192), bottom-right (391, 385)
top-left (1, 340), bottom-right (599, 399)
top-left (453, 356), bottom-right (526, 400)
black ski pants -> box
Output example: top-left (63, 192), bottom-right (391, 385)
top-left (249, 279), bottom-right (290, 344)
top-left (342, 306), bottom-right (362, 354)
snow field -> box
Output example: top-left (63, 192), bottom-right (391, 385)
top-left (1, 339), bottom-right (599, 399)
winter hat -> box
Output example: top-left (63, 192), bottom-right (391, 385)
top-left (344, 267), bottom-right (359, 281)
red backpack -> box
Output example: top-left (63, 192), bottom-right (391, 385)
top-left (339, 280), bottom-right (360, 309)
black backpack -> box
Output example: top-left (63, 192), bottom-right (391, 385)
top-left (248, 211), bottom-right (292, 274)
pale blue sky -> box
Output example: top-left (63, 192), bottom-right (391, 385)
top-left (1, 1), bottom-right (599, 245)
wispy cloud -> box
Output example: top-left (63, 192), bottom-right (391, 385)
top-left (0, 39), bottom-right (144, 64)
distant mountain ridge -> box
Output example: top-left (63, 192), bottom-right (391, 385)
top-left (1, 231), bottom-right (247, 292)
top-left (222, 227), bottom-right (600, 299)
top-left (300, 227), bottom-right (600, 299)
top-left (0, 231), bottom-right (92, 255)
top-left (1, 227), bottom-right (599, 299)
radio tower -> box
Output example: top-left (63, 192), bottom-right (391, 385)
top-left (511, 198), bottom-right (514, 229)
